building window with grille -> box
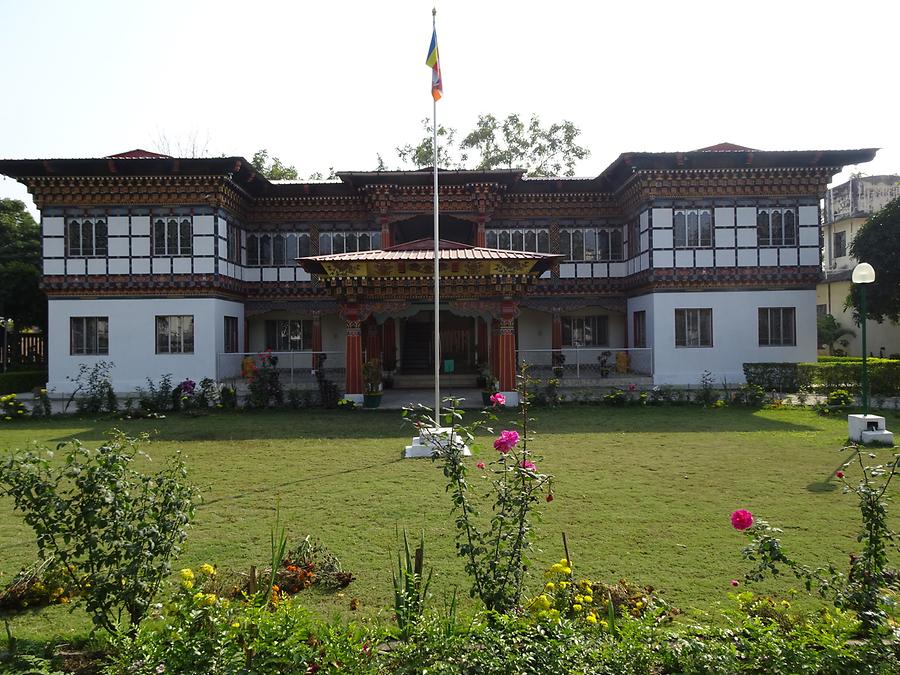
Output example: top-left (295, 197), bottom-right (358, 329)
top-left (70, 316), bottom-right (109, 355)
top-left (224, 316), bottom-right (239, 353)
top-left (756, 208), bottom-right (797, 247)
top-left (153, 217), bottom-right (192, 255)
top-left (674, 308), bottom-right (712, 347)
top-left (155, 315), bottom-right (194, 354)
top-left (561, 315), bottom-right (609, 347)
top-left (758, 307), bottom-right (796, 346)
top-left (66, 218), bottom-right (108, 257)
top-left (317, 231), bottom-right (380, 256)
top-left (558, 228), bottom-right (623, 261)
top-left (833, 230), bottom-right (847, 258)
top-left (265, 319), bottom-right (313, 351)
top-left (673, 209), bottom-right (713, 248)
top-left (226, 222), bottom-right (240, 263)
top-left (633, 311), bottom-right (647, 348)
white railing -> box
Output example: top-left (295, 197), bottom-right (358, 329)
top-left (216, 350), bottom-right (345, 386)
top-left (516, 347), bottom-right (653, 380)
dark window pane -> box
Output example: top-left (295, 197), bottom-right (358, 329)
top-left (319, 233), bottom-right (332, 255)
top-left (572, 230), bottom-right (583, 260)
top-left (771, 211), bottom-right (783, 246)
top-left (783, 210), bottom-right (796, 245)
top-left (179, 219), bottom-right (192, 255)
top-left (486, 231), bottom-right (498, 249)
top-left (498, 231), bottom-right (510, 250)
top-left (68, 220), bottom-right (81, 256)
top-left (674, 212), bottom-right (686, 248)
top-left (298, 233), bottom-right (310, 258)
top-left (524, 230), bottom-right (536, 252)
top-left (538, 230), bottom-right (549, 253)
top-left (273, 234), bottom-right (286, 266)
top-left (757, 211), bottom-right (770, 246)
top-left (154, 219), bottom-right (166, 255)
top-left (95, 220), bottom-right (108, 256)
top-left (260, 235), bottom-right (272, 265)
top-left (81, 220), bottom-right (94, 256)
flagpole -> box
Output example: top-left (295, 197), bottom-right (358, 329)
top-left (432, 7), bottom-right (440, 422)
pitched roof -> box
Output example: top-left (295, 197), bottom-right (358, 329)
top-left (104, 149), bottom-right (173, 159)
top-left (695, 142), bottom-right (758, 152)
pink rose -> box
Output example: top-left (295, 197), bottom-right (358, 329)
top-left (546, 493), bottom-right (554, 502)
top-left (476, 461), bottom-right (485, 469)
top-left (730, 509), bottom-right (754, 531)
top-left (493, 430), bottom-right (520, 454)
top-left (835, 471), bottom-right (844, 479)
top-left (490, 392), bottom-right (506, 406)
top-left (519, 459), bottom-right (536, 471)
top-left (627, 383), bottom-right (637, 392)
top-left (730, 579), bottom-right (739, 587)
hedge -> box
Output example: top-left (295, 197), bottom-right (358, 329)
top-left (743, 360), bottom-right (900, 395)
top-left (0, 370), bottom-right (47, 395)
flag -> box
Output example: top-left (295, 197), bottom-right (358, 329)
top-left (426, 28), bottom-right (442, 101)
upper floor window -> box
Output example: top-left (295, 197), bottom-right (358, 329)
top-left (833, 230), bottom-right (847, 258)
top-left (247, 232), bottom-right (311, 266)
top-left (67, 218), bottom-right (108, 257)
top-left (317, 231), bottom-right (380, 256)
top-left (486, 228), bottom-right (550, 254)
top-left (673, 209), bottom-right (713, 248)
top-left (675, 308), bottom-right (713, 347)
top-left (558, 228), bottom-right (623, 261)
top-left (562, 315), bottom-right (609, 347)
top-left (757, 208), bottom-right (797, 247)
top-left (70, 316), bottom-right (108, 355)
top-left (264, 319), bottom-right (313, 351)
top-left (758, 307), bottom-right (796, 347)
top-left (155, 315), bottom-right (194, 354)
top-left (154, 217), bottom-right (192, 256)
top-left (226, 222), bottom-right (240, 263)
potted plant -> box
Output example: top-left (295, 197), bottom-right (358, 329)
top-left (552, 352), bottom-right (566, 378)
top-left (363, 358), bottom-right (383, 409)
top-left (598, 351), bottom-right (612, 378)
top-left (481, 374), bottom-right (500, 406)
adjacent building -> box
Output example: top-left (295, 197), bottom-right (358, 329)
top-left (0, 144), bottom-right (876, 397)
top-left (818, 174), bottom-right (900, 357)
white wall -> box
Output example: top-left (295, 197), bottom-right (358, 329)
top-left (632, 289), bottom-right (818, 385)
top-left (48, 297), bottom-right (244, 394)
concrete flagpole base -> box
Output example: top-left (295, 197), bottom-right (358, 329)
top-left (848, 414), bottom-right (894, 445)
top-left (404, 426), bottom-right (471, 459)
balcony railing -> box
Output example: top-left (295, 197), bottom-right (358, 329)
top-left (516, 347), bottom-right (653, 381)
top-left (216, 350), bottom-right (345, 386)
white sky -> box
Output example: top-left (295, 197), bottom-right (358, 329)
top-left (1, 0), bottom-right (898, 215)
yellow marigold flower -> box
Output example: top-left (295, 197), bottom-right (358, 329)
top-left (193, 591), bottom-right (205, 603)
top-left (562, 566), bottom-right (572, 575)
top-left (547, 609), bottom-right (560, 621)
top-left (180, 568), bottom-right (195, 582)
top-left (573, 603), bottom-right (583, 612)
top-left (586, 613), bottom-right (597, 624)
top-left (203, 593), bottom-right (217, 606)
top-left (548, 563), bottom-right (565, 574)
top-left (198, 563), bottom-right (216, 576)
top-left (60, 596), bottom-right (69, 604)
top-left (559, 581), bottom-right (570, 589)
top-left (559, 558), bottom-right (570, 566)
top-left (583, 595), bottom-right (593, 604)
top-left (635, 601), bottom-right (644, 609)
top-left (600, 619), bottom-right (609, 629)
top-left (544, 582), bottom-right (555, 592)
top-left (181, 580), bottom-right (194, 590)
top-left (231, 621), bottom-right (241, 628)
top-left (575, 594), bottom-right (584, 603)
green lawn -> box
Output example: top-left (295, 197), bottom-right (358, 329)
top-left (1, 405), bottom-right (897, 643)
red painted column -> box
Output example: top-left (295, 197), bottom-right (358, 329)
top-left (498, 301), bottom-right (518, 392)
top-left (342, 304), bottom-right (363, 395)
top-left (382, 318), bottom-right (397, 370)
top-left (311, 312), bottom-right (323, 370)
top-left (551, 312), bottom-right (562, 368)
top-left (365, 316), bottom-right (381, 364)
top-left (379, 216), bottom-right (391, 249)
top-left (490, 318), bottom-right (500, 383)
top-left (475, 216), bottom-right (486, 247)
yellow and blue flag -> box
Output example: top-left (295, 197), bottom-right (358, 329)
top-left (426, 28), bottom-right (442, 101)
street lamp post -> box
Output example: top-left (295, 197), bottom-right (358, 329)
top-left (851, 262), bottom-right (876, 416)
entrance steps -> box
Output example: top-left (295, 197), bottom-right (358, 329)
top-left (392, 373), bottom-right (478, 389)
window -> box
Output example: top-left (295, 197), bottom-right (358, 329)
top-left (224, 316), bottom-right (239, 353)
top-left (633, 311), bottom-right (647, 349)
top-left (833, 230), bottom-right (847, 258)
top-left (226, 222), bottom-right (240, 263)
top-left (558, 228), bottom-right (623, 261)
top-left (316, 231), bottom-right (379, 257)
top-left (66, 218), bottom-right (108, 257)
top-left (153, 217), bottom-right (192, 255)
top-left (816, 304), bottom-right (827, 318)
top-left (675, 308), bottom-right (713, 347)
top-left (265, 319), bottom-right (313, 351)
top-left (155, 315), bottom-right (194, 354)
top-left (561, 316), bottom-right (609, 347)
top-left (757, 208), bottom-right (797, 247)
top-left (758, 307), bottom-right (796, 346)
top-left (70, 317), bottom-right (108, 354)
top-left (246, 232), bottom-right (313, 266)
top-left (486, 228), bottom-right (551, 254)
top-left (673, 209), bottom-right (713, 248)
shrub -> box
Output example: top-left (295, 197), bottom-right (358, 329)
top-left (695, 369), bottom-right (719, 406)
top-left (0, 392), bottom-right (28, 421)
top-left (826, 388), bottom-right (854, 408)
top-left (135, 374), bottom-right (174, 413)
top-left (30, 386), bottom-right (52, 417)
top-left (65, 361), bottom-right (117, 413)
top-left (602, 388), bottom-right (629, 406)
top-left (247, 352), bottom-right (284, 408)
top-left (732, 384), bottom-right (767, 407)
top-left (744, 360), bottom-right (900, 395)
top-left (0, 369), bottom-right (46, 395)
top-left (0, 431), bottom-right (199, 635)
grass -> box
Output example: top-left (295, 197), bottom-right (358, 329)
top-left (1, 403), bottom-right (897, 644)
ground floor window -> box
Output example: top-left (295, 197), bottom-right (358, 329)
top-left (156, 315), bottom-right (194, 354)
top-left (633, 311), bottom-right (647, 348)
top-left (265, 319), bottom-right (313, 351)
top-left (224, 316), bottom-right (239, 353)
top-left (70, 316), bottom-right (108, 354)
top-left (758, 307), bottom-right (796, 346)
top-left (675, 308), bottom-right (712, 347)
top-left (562, 315), bottom-right (608, 347)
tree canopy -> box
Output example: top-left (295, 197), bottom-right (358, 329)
top-left (251, 149), bottom-right (300, 180)
top-left (816, 313), bottom-right (855, 355)
top-left (848, 195), bottom-right (900, 324)
top-left (0, 199), bottom-right (45, 328)
top-left (394, 113), bottom-right (590, 177)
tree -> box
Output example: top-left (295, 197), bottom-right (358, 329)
top-left (817, 313), bottom-right (856, 355)
top-left (0, 199), bottom-right (45, 329)
top-left (848, 195), bottom-right (900, 323)
top-left (393, 113), bottom-right (590, 177)
top-left (251, 149), bottom-right (299, 180)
